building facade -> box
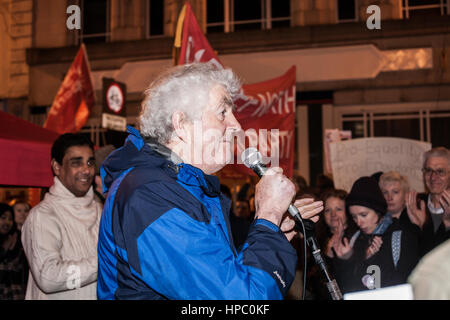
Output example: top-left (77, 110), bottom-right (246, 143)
top-left (1, 0), bottom-right (449, 184)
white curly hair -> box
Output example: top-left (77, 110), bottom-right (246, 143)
top-left (138, 62), bottom-right (241, 145)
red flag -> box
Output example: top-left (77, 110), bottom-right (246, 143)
top-left (44, 44), bottom-right (95, 134)
top-left (175, 3), bottom-right (296, 178)
top-left (177, 3), bottom-right (223, 68)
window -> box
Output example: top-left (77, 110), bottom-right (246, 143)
top-left (374, 116), bottom-right (421, 141)
top-left (270, 0), bottom-right (290, 28)
top-left (335, 102), bottom-right (450, 149)
top-left (206, 0), bottom-right (290, 33)
top-left (402, 0), bottom-right (449, 19)
top-left (80, 0), bottom-right (110, 43)
top-left (147, 0), bottom-right (165, 37)
top-left (337, 0), bottom-right (358, 22)
top-left (429, 110), bottom-right (450, 149)
top-left (207, 0), bottom-right (225, 33)
top-left (233, 0), bottom-right (262, 31)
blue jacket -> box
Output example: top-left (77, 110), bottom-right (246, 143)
top-left (97, 126), bottom-right (297, 300)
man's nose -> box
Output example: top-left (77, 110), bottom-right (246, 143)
top-left (227, 112), bottom-right (242, 133)
top-left (81, 162), bottom-right (91, 174)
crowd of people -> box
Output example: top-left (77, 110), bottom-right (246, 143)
top-left (224, 144), bottom-right (449, 300)
top-left (285, 147), bottom-right (449, 299)
top-left (0, 62), bottom-right (449, 300)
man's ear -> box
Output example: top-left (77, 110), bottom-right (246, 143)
top-left (171, 111), bottom-right (189, 142)
top-left (51, 159), bottom-right (61, 176)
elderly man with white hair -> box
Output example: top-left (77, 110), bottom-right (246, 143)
top-left (97, 63), bottom-right (323, 300)
top-left (406, 146), bottom-right (450, 256)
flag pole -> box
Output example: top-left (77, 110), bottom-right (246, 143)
top-left (173, 4), bottom-right (187, 66)
top-left (80, 43), bottom-right (95, 102)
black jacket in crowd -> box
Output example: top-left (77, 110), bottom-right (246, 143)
top-left (332, 220), bottom-right (420, 294)
top-left (418, 193), bottom-right (450, 256)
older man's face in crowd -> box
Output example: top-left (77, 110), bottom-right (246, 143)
top-left (423, 156), bottom-right (449, 195)
top-left (52, 145), bottom-right (95, 197)
top-left (192, 85), bottom-right (241, 174)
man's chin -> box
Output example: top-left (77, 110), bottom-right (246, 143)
top-left (429, 186), bottom-right (445, 194)
top-left (73, 186), bottom-right (92, 197)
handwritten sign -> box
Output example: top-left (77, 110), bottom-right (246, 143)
top-left (323, 129), bottom-right (352, 175)
top-left (329, 137), bottom-right (431, 192)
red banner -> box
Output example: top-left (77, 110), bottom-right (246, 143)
top-left (176, 3), bottom-right (296, 178)
top-left (44, 44), bottom-right (95, 134)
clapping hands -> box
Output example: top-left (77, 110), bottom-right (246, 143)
top-left (328, 219), bottom-right (353, 260)
top-left (365, 236), bottom-right (383, 260)
top-left (440, 189), bottom-right (450, 227)
top-left (406, 190), bottom-right (427, 229)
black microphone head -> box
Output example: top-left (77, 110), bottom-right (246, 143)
top-left (241, 147), bottom-right (262, 169)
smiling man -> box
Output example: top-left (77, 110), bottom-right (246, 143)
top-left (21, 133), bottom-right (102, 299)
top-left (413, 147), bottom-right (450, 255)
top-left (97, 63), bottom-right (323, 300)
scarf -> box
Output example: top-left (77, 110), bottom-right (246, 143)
top-left (44, 177), bottom-right (100, 228)
top-left (371, 213), bottom-right (393, 236)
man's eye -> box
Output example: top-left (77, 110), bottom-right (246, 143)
top-left (218, 110), bottom-right (226, 119)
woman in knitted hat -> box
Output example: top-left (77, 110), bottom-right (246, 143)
top-left (330, 176), bottom-right (420, 294)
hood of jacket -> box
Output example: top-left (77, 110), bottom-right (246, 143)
top-left (100, 126), bottom-right (221, 196)
top-left (100, 126), bottom-right (171, 194)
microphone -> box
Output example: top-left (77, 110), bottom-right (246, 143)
top-left (241, 147), bottom-right (315, 238)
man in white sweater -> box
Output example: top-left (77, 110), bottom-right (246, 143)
top-left (22, 133), bottom-right (102, 299)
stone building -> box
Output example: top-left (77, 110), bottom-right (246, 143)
top-left (1, 0), bottom-right (449, 184)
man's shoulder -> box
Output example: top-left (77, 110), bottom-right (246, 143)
top-left (117, 166), bottom-right (180, 198)
top-left (112, 166), bottom-right (197, 213)
top-left (29, 195), bottom-right (57, 218)
top-left (24, 197), bottom-right (61, 233)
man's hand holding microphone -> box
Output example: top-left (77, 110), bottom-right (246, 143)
top-left (253, 166), bottom-right (323, 241)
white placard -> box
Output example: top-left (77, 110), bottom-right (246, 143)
top-left (344, 284), bottom-right (414, 300)
top-left (323, 129), bottom-right (352, 175)
top-left (329, 137), bottom-right (431, 192)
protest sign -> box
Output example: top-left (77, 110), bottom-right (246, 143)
top-left (330, 137), bottom-right (431, 192)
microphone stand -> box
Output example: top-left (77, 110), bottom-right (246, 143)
top-left (241, 150), bottom-right (342, 300)
top-left (294, 216), bottom-right (343, 300)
